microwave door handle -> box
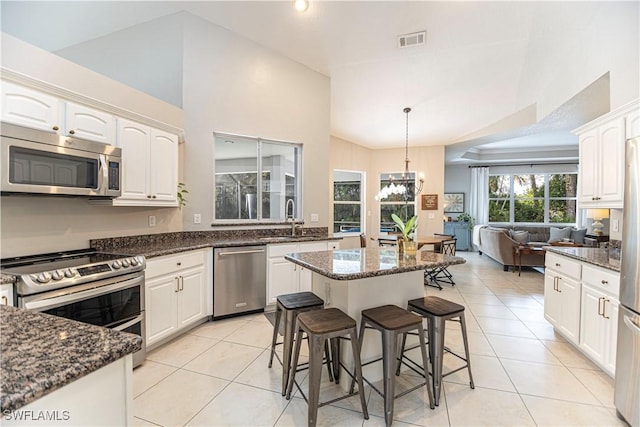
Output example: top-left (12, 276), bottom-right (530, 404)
top-left (98, 155), bottom-right (108, 195)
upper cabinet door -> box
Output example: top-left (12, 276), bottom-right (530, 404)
top-left (1, 81), bottom-right (61, 133)
top-left (627, 109), bottom-right (640, 139)
top-left (65, 102), bottom-right (115, 144)
top-left (598, 118), bottom-right (625, 204)
top-left (150, 129), bottom-right (178, 203)
top-left (117, 118), bottom-right (151, 201)
top-left (578, 129), bottom-right (599, 203)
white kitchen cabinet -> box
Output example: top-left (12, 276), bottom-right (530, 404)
top-left (267, 241), bottom-right (334, 304)
top-left (627, 108), bottom-right (640, 139)
top-left (579, 264), bottom-right (620, 376)
top-left (544, 252), bottom-right (582, 343)
top-left (145, 249), bottom-right (211, 348)
top-left (1, 283), bottom-right (14, 307)
top-left (65, 101), bottom-right (115, 144)
top-left (1, 81), bottom-right (61, 133)
top-left (577, 118), bottom-right (625, 208)
top-left (115, 118), bottom-right (178, 206)
top-left (580, 285), bottom-right (619, 376)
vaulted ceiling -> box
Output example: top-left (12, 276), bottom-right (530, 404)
top-left (2, 1), bottom-right (637, 164)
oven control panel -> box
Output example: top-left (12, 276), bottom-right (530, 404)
top-left (26, 256), bottom-right (145, 284)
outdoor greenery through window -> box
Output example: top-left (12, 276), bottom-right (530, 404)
top-left (489, 173), bottom-right (577, 223)
top-left (214, 133), bottom-right (302, 221)
top-left (379, 172), bottom-right (416, 232)
top-left (333, 170), bottom-right (364, 234)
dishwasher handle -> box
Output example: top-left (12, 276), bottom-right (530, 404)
top-left (218, 249), bottom-right (266, 256)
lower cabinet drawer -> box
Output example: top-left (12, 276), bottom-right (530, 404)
top-left (582, 264), bottom-right (620, 297)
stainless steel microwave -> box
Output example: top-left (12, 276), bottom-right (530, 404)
top-left (1, 122), bottom-right (121, 198)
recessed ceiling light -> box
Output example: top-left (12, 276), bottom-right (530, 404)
top-left (294, 0), bottom-right (309, 12)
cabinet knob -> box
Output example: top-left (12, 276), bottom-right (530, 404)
top-left (177, 262), bottom-right (182, 266)
top-left (555, 263), bottom-right (561, 267)
top-left (52, 125), bottom-right (59, 131)
top-left (69, 129), bottom-right (75, 135)
top-left (147, 195), bottom-right (152, 199)
top-left (601, 280), bottom-right (608, 285)
top-left (152, 195), bottom-right (157, 199)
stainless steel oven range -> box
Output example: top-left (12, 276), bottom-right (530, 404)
top-left (1, 249), bottom-right (146, 367)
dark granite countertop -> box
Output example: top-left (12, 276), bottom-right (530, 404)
top-left (545, 247), bottom-right (620, 272)
top-left (0, 305), bottom-right (142, 412)
top-left (1, 274), bottom-right (16, 285)
top-left (90, 229), bottom-right (340, 258)
top-left (285, 247), bottom-right (466, 280)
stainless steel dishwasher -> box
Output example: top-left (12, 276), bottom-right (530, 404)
top-left (213, 245), bottom-right (266, 318)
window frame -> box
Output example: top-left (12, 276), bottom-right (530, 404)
top-left (378, 171), bottom-right (417, 234)
top-left (488, 172), bottom-right (578, 224)
top-left (332, 169), bottom-right (366, 236)
top-left (213, 132), bottom-right (303, 222)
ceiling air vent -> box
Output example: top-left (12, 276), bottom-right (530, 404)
top-left (398, 31), bottom-right (426, 48)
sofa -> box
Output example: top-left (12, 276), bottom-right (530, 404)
top-left (475, 225), bottom-right (587, 271)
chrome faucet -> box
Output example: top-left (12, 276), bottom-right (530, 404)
top-left (286, 199), bottom-right (297, 236)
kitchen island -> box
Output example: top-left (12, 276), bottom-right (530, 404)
top-left (0, 305), bottom-right (141, 426)
top-left (285, 247), bottom-right (466, 384)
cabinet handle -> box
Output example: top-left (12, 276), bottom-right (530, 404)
top-left (175, 277), bottom-right (180, 292)
top-left (147, 195), bottom-right (152, 199)
top-left (179, 276), bottom-right (184, 291)
top-left (69, 129), bottom-right (75, 135)
top-left (52, 125), bottom-right (59, 131)
top-left (152, 195), bottom-right (157, 199)
top-left (598, 297), bottom-right (604, 316)
top-left (556, 277), bottom-right (562, 293)
top-left (601, 280), bottom-right (608, 285)
top-left (1, 296), bottom-right (7, 305)
top-left (602, 299), bottom-right (610, 319)
top-left (177, 262), bottom-right (182, 266)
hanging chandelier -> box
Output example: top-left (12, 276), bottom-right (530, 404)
top-left (375, 107), bottom-right (425, 201)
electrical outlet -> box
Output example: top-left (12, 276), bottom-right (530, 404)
top-left (612, 219), bottom-right (619, 232)
top-left (311, 213), bottom-right (319, 222)
top-left (193, 214), bottom-right (201, 224)
top-left (148, 215), bottom-right (156, 227)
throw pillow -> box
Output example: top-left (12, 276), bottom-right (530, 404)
top-left (549, 227), bottom-right (572, 242)
top-left (570, 228), bottom-right (588, 244)
top-left (509, 229), bottom-right (529, 244)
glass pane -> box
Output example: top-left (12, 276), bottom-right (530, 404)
top-left (333, 204), bottom-right (361, 233)
top-left (334, 182), bottom-right (361, 201)
top-left (380, 204), bottom-right (415, 233)
top-left (379, 172), bottom-right (416, 202)
top-left (489, 175), bottom-right (510, 198)
top-left (514, 199), bottom-right (544, 222)
top-left (489, 199), bottom-right (510, 222)
top-left (215, 137), bottom-right (257, 220)
top-left (215, 173), bottom-right (259, 219)
top-left (514, 174), bottom-right (545, 198)
top-left (549, 174), bottom-right (578, 198)
top-left (550, 199), bottom-right (577, 223)
top-left (262, 141), bottom-right (299, 220)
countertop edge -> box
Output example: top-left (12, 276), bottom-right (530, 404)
top-left (545, 247), bottom-right (620, 272)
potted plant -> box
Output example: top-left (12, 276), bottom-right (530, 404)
top-left (456, 212), bottom-right (475, 230)
top-left (391, 213), bottom-right (418, 254)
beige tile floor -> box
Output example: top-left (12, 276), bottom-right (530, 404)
top-left (133, 252), bottom-right (624, 427)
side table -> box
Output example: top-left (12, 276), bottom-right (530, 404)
top-left (512, 245), bottom-right (546, 276)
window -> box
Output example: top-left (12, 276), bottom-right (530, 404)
top-left (488, 173), bottom-right (577, 223)
top-left (214, 133), bottom-right (302, 221)
top-left (379, 172), bottom-right (416, 232)
top-left (333, 170), bottom-right (365, 234)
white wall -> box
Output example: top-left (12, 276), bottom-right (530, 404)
top-left (0, 34), bottom-right (183, 257)
top-left (180, 14), bottom-right (330, 231)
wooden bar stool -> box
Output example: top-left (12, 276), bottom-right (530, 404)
top-left (268, 292), bottom-right (332, 395)
top-left (398, 296), bottom-right (474, 406)
top-left (286, 308), bottom-right (369, 427)
top-left (353, 304), bottom-right (434, 427)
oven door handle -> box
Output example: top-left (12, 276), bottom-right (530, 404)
top-left (110, 314), bottom-right (145, 332)
top-left (22, 275), bottom-right (143, 312)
